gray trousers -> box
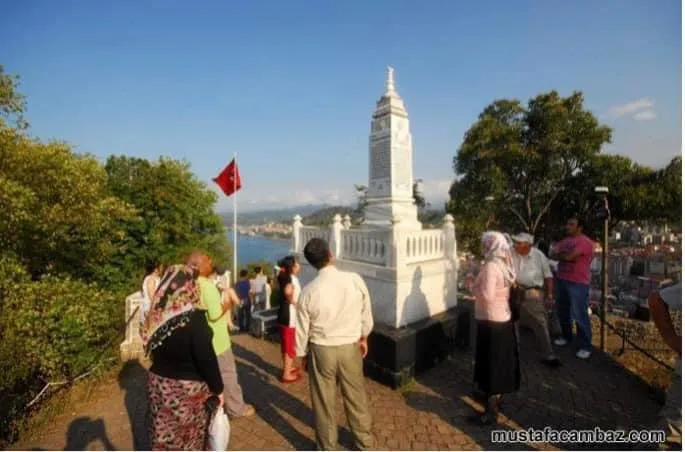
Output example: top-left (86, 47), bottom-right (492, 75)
top-left (217, 347), bottom-right (248, 417)
top-left (309, 343), bottom-right (374, 450)
top-left (518, 289), bottom-right (554, 358)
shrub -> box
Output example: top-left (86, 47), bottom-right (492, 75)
top-left (0, 266), bottom-right (122, 446)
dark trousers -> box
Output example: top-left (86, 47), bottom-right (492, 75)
top-left (556, 278), bottom-right (592, 349)
top-left (238, 300), bottom-right (252, 332)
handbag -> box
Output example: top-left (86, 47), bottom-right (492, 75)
top-left (208, 405), bottom-right (230, 451)
top-left (508, 283), bottom-right (525, 322)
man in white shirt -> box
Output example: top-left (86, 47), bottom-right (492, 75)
top-left (511, 233), bottom-right (560, 367)
top-left (648, 282), bottom-right (681, 448)
top-left (249, 266), bottom-right (268, 312)
top-left (296, 237), bottom-right (374, 450)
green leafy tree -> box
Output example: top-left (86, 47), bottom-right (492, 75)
top-left (104, 155), bottom-right (233, 274)
top-left (646, 156), bottom-right (682, 227)
top-left (0, 64), bottom-right (27, 130)
top-left (413, 179), bottom-right (429, 212)
top-left (354, 184), bottom-right (368, 214)
top-left (450, 91), bottom-right (612, 238)
top-left (0, 127), bottom-right (137, 284)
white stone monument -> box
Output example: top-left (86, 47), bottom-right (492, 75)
top-left (290, 67), bottom-right (459, 329)
top-left (364, 66), bottom-right (422, 231)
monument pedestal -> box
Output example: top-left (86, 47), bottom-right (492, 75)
top-left (364, 300), bottom-right (473, 388)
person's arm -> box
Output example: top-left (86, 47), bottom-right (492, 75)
top-left (248, 280), bottom-right (256, 302)
top-left (648, 290), bottom-right (681, 356)
top-left (541, 253), bottom-right (554, 301)
top-left (295, 292), bottom-right (310, 358)
top-left (205, 282), bottom-right (227, 323)
top-left (357, 275), bottom-right (373, 358)
top-left (227, 287), bottom-right (240, 307)
top-left (145, 277), bottom-right (157, 300)
top-left (190, 312), bottom-right (225, 396)
top-left (479, 263), bottom-right (499, 305)
top-left (283, 283), bottom-right (296, 305)
top-left (556, 247), bottom-right (582, 262)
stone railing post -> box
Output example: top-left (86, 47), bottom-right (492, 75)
top-left (388, 215), bottom-right (403, 268)
top-left (330, 214), bottom-right (343, 258)
top-left (292, 215), bottom-right (303, 253)
top-left (120, 292), bottom-right (145, 361)
top-left (443, 214), bottom-right (457, 261)
top-left (343, 214), bottom-right (352, 230)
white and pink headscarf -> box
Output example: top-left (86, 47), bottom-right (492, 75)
top-left (481, 231), bottom-right (517, 285)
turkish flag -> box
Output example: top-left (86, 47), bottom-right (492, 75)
top-left (213, 159), bottom-right (242, 196)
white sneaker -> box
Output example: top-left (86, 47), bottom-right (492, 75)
top-left (554, 338), bottom-right (568, 346)
top-left (576, 349), bottom-right (592, 359)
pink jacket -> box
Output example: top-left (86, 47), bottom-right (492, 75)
top-left (472, 261), bottom-right (511, 322)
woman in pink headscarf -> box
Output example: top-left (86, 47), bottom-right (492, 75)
top-left (469, 231), bottom-right (520, 425)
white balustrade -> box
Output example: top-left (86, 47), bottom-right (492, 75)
top-left (340, 229), bottom-right (390, 265)
top-left (298, 226), bottom-right (331, 252)
top-left (403, 229), bottom-right (446, 263)
top-left (120, 292), bottom-right (145, 361)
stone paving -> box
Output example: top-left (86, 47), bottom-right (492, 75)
top-left (14, 329), bottom-right (665, 451)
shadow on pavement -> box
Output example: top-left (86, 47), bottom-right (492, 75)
top-left (233, 342), bottom-right (358, 450)
top-left (63, 417), bottom-right (117, 451)
top-left (118, 360), bottom-right (149, 451)
top-left (404, 327), bottom-right (665, 451)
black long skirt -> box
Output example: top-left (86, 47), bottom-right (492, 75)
top-left (473, 319), bottom-right (521, 396)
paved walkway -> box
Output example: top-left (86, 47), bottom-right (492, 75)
top-left (14, 330), bottom-right (664, 450)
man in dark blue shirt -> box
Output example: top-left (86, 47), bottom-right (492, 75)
top-left (235, 269), bottom-right (252, 332)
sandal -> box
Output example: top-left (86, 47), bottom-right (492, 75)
top-left (280, 374), bottom-right (302, 384)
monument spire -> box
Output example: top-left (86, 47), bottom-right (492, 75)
top-left (385, 65), bottom-right (396, 96)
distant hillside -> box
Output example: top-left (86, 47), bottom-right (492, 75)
top-left (301, 206), bottom-right (445, 227)
top-left (303, 206), bottom-right (362, 226)
top-left (220, 204), bottom-right (333, 225)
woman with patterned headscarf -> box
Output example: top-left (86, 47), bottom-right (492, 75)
top-left (469, 231), bottom-right (520, 425)
top-left (142, 262), bottom-right (224, 450)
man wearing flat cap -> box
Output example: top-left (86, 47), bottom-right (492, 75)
top-left (511, 232), bottom-right (560, 367)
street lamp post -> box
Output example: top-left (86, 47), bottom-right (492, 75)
top-left (594, 186), bottom-right (610, 353)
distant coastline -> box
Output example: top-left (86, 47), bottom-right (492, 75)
top-left (225, 228), bottom-right (290, 242)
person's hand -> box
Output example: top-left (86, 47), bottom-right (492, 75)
top-left (217, 393), bottom-right (225, 408)
top-left (358, 337), bottom-right (368, 358)
top-left (544, 294), bottom-right (554, 307)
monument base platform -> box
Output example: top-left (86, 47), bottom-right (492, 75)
top-left (364, 299), bottom-right (473, 389)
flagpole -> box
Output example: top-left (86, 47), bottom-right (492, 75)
top-left (233, 152), bottom-right (238, 285)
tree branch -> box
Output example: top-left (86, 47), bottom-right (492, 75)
top-left (532, 188), bottom-right (562, 234)
top-left (508, 205), bottom-right (530, 231)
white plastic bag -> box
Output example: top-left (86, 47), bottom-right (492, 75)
top-left (208, 406), bottom-right (230, 451)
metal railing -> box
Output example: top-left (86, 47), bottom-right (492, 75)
top-left (592, 310), bottom-right (675, 372)
top-left (25, 306), bottom-right (140, 409)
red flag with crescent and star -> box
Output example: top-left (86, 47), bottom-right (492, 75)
top-left (213, 159), bottom-right (242, 196)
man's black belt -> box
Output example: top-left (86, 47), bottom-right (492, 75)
top-left (521, 285), bottom-right (543, 290)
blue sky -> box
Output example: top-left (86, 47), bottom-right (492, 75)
top-left (2, 0), bottom-right (681, 212)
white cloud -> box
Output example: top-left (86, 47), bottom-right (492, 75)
top-left (418, 179), bottom-right (452, 206)
top-left (633, 110), bottom-right (657, 121)
top-left (215, 178), bottom-right (454, 212)
top-left (215, 185), bottom-right (355, 212)
top-left (606, 98), bottom-right (655, 119)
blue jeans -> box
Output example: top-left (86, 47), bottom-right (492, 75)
top-left (238, 300), bottom-right (252, 332)
top-left (555, 278), bottom-right (592, 350)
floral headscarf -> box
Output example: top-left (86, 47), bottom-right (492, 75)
top-left (141, 264), bottom-right (206, 354)
top-left (481, 231), bottom-right (516, 285)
